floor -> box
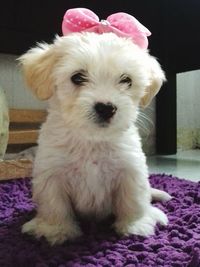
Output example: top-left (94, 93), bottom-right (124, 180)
top-left (147, 149), bottom-right (200, 182)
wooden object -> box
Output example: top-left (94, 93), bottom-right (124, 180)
top-left (0, 159), bottom-right (32, 180)
top-left (8, 109), bottom-right (46, 145)
top-left (9, 130), bottom-right (39, 145)
top-left (0, 109), bottom-right (46, 180)
top-left (9, 109), bottom-right (46, 124)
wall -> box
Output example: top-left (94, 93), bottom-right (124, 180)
top-left (177, 70), bottom-right (200, 150)
top-left (0, 54), bottom-right (46, 110)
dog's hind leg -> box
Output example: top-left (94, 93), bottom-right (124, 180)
top-left (112, 172), bottom-right (168, 237)
top-left (151, 188), bottom-right (172, 201)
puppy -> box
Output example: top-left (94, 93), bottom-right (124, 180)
top-left (20, 32), bottom-right (171, 245)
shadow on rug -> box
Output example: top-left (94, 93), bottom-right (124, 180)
top-left (0, 174), bottom-right (200, 267)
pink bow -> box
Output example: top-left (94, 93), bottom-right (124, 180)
top-left (62, 8), bottom-right (151, 49)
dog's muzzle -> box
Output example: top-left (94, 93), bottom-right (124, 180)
top-left (94, 102), bottom-right (117, 125)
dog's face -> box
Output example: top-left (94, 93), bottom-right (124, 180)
top-left (20, 33), bottom-right (165, 140)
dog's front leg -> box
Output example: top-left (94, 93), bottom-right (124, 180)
top-left (113, 172), bottom-right (168, 237)
top-left (22, 172), bottom-right (82, 245)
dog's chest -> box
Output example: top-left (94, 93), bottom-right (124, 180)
top-left (66, 144), bottom-right (122, 217)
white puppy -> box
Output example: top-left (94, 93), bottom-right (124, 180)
top-left (20, 32), bottom-right (171, 245)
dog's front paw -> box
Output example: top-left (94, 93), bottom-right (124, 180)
top-left (114, 206), bottom-right (168, 237)
top-left (22, 217), bottom-right (82, 245)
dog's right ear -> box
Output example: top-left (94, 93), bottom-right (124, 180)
top-left (140, 56), bottom-right (166, 108)
top-left (18, 43), bottom-right (57, 100)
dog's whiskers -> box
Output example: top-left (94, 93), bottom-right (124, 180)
top-left (136, 108), bottom-right (154, 135)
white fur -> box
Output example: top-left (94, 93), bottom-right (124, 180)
top-left (20, 33), bottom-right (171, 245)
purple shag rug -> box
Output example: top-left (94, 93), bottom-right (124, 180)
top-left (0, 174), bottom-right (200, 267)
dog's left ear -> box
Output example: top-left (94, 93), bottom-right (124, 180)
top-left (140, 57), bottom-right (166, 107)
top-left (18, 43), bottom-right (58, 100)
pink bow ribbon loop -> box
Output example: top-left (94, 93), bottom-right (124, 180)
top-left (62, 8), bottom-right (151, 49)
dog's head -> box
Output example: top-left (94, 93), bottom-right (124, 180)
top-left (19, 33), bottom-right (165, 139)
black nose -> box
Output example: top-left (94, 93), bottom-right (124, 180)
top-left (94, 102), bottom-right (117, 121)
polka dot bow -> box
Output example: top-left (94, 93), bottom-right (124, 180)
top-left (62, 8), bottom-right (151, 49)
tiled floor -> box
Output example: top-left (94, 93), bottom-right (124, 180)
top-left (147, 149), bottom-right (200, 182)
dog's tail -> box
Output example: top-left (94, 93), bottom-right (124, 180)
top-left (151, 188), bottom-right (172, 202)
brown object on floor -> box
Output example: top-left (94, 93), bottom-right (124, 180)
top-left (8, 109), bottom-right (46, 145)
top-left (0, 159), bottom-right (32, 180)
top-left (0, 109), bottom-right (46, 180)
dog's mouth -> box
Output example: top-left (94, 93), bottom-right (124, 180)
top-left (87, 113), bottom-right (112, 128)
top-left (95, 118), bottom-right (111, 128)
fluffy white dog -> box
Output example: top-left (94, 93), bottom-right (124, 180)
top-left (20, 32), bottom-right (171, 245)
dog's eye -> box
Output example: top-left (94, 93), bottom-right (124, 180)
top-left (119, 75), bottom-right (132, 87)
top-left (71, 72), bottom-right (88, 85)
